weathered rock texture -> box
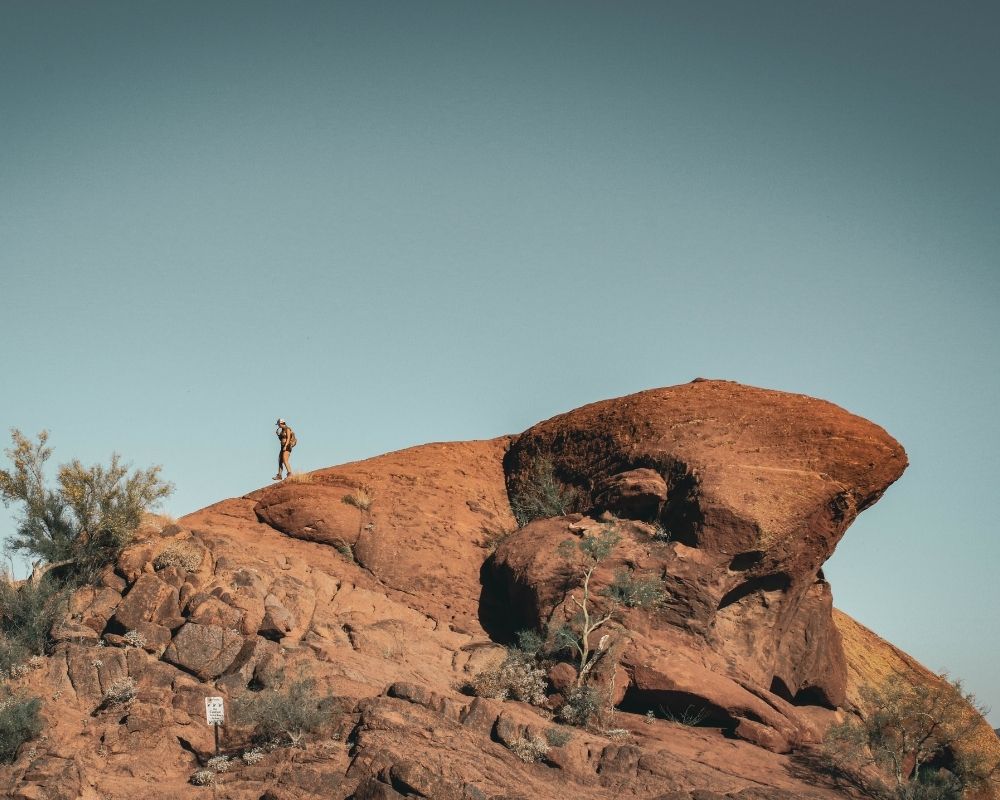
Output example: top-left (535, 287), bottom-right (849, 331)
top-left (1, 380), bottom-right (995, 800)
top-left (489, 379), bottom-right (909, 753)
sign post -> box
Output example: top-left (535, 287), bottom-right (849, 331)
top-left (205, 696), bottom-right (225, 756)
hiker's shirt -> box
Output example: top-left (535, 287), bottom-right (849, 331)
top-left (278, 427), bottom-right (294, 451)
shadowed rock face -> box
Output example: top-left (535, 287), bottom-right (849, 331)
top-left (492, 379), bottom-right (908, 748)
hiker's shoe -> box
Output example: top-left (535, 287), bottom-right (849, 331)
top-left (273, 474), bottom-right (283, 481)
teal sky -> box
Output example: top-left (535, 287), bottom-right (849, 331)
top-left (2, 2), bottom-right (997, 722)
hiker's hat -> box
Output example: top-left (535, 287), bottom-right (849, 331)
top-left (276, 418), bottom-right (285, 425)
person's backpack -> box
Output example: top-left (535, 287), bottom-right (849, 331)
top-left (288, 428), bottom-right (297, 449)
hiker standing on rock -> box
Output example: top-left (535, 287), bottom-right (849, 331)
top-left (274, 418), bottom-right (297, 480)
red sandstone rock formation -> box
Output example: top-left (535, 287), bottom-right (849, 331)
top-left (1, 380), bottom-right (995, 800)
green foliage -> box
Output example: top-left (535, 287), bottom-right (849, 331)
top-left (824, 673), bottom-right (997, 800)
top-left (544, 726), bottom-right (572, 747)
top-left (514, 628), bottom-right (544, 656)
top-left (0, 694), bottom-right (43, 763)
top-left (471, 648), bottom-right (547, 705)
top-left (0, 578), bottom-right (66, 675)
top-left (509, 455), bottom-right (578, 526)
top-left (0, 429), bottom-right (173, 585)
top-left (557, 685), bottom-right (603, 727)
top-left (554, 524), bottom-right (626, 688)
top-left (603, 568), bottom-right (667, 609)
top-left (234, 676), bottom-right (339, 748)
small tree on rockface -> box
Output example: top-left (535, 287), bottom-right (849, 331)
top-left (553, 524), bottom-right (666, 690)
top-left (824, 673), bottom-right (999, 800)
top-left (0, 429), bottom-right (173, 586)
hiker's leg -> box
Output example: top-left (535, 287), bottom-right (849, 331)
top-left (281, 449), bottom-right (292, 477)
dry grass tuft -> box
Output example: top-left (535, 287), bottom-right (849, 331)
top-left (342, 487), bottom-right (374, 512)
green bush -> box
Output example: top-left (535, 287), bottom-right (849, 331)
top-left (0, 430), bottom-right (173, 586)
top-left (557, 685), bottom-right (603, 727)
top-left (234, 676), bottom-right (339, 748)
top-left (509, 455), bottom-right (578, 526)
top-left (0, 694), bottom-right (42, 763)
top-left (471, 648), bottom-right (546, 705)
top-left (824, 673), bottom-right (997, 800)
top-left (0, 578), bottom-right (65, 675)
top-left (603, 568), bottom-right (667, 608)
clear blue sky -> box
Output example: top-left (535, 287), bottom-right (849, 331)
top-left (2, 2), bottom-right (997, 721)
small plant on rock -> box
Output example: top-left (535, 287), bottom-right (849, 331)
top-left (544, 726), bottom-right (572, 747)
top-left (0, 694), bottom-right (42, 763)
top-left (190, 769), bottom-right (214, 786)
top-left (0, 574), bottom-right (67, 676)
top-left (233, 675), bottom-right (339, 748)
top-left (508, 734), bottom-right (550, 764)
top-left (153, 541), bottom-right (202, 572)
top-left (471, 648), bottom-right (546, 705)
top-left (557, 685), bottom-right (604, 727)
top-left (604, 568), bottom-right (667, 609)
top-left (342, 487), bottom-right (373, 512)
top-left (509, 455), bottom-right (578, 526)
top-left (206, 755), bottom-right (231, 773)
top-left (100, 676), bottom-right (137, 708)
top-left (241, 746), bottom-right (265, 765)
top-left (122, 630), bottom-right (146, 649)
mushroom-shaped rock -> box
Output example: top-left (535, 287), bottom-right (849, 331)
top-left (490, 380), bottom-right (906, 747)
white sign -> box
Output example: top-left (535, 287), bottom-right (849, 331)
top-left (205, 696), bottom-right (225, 725)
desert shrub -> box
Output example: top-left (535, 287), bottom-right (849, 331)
top-left (509, 455), bottom-right (578, 526)
top-left (659, 703), bottom-right (709, 726)
top-left (334, 542), bottom-right (355, 562)
top-left (557, 685), bottom-right (604, 727)
top-left (190, 769), bottom-right (214, 786)
top-left (471, 649), bottom-right (546, 705)
top-left (101, 677), bottom-right (137, 708)
top-left (153, 541), bottom-right (202, 572)
top-left (604, 568), bottom-right (667, 608)
top-left (0, 430), bottom-right (172, 586)
top-left (824, 673), bottom-right (997, 800)
top-left (234, 676), bottom-right (339, 748)
top-left (342, 487), bottom-right (373, 512)
top-left (241, 746), bottom-right (265, 765)
top-left (0, 694), bottom-right (42, 763)
top-left (514, 628), bottom-right (544, 656)
top-left (544, 726), bottom-right (572, 747)
top-left (206, 755), bottom-right (231, 773)
top-left (122, 630), bottom-right (146, 649)
top-left (480, 523), bottom-right (515, 552)
top-left (650, 522), bottom-right (672, 543)
top-left (508, 734), bottom-right (549, 763)
top-left (0, 577), bottom-right (66, 675)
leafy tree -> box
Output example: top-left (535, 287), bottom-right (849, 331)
top-left (825, 673), bottom-right (999, 800)
top-left (0, 429), bottom-right (173, 585)
top-left (553, 524), bottom-right (665, 688)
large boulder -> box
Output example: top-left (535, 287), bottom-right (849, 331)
top-left (249, 438), bottom-right (516, 630)
top-left (489, 379), bottom-right (907, 748)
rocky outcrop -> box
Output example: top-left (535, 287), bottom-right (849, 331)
top-left (486, 380), bottom-right (908, 751)
top-left (2, 381), bottom-right (995, 800)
